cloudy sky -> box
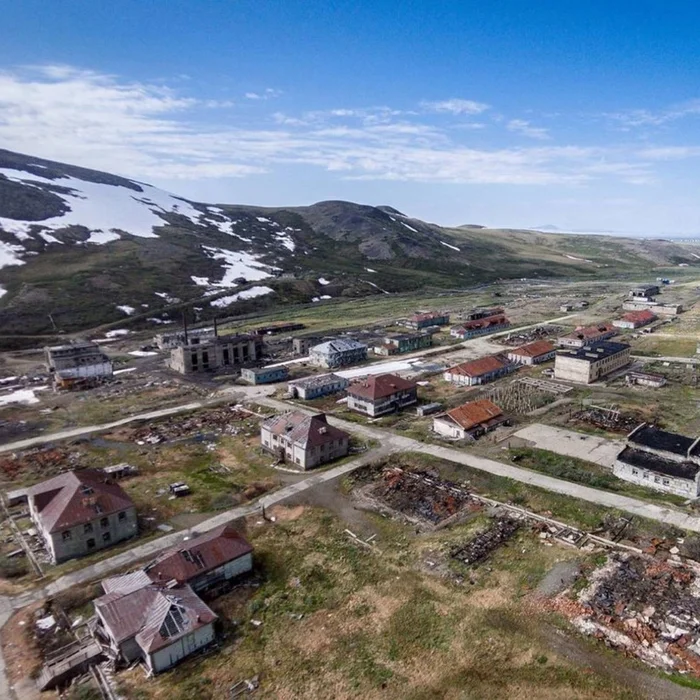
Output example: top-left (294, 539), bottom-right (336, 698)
top-left (2, 1), bottom-right (700, 234)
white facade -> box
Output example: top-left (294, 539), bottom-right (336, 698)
top-left (148, 623), bottom-right (216, 674)
top-left (432, 416), bottom-right (464, 439)
top-left (613, 460), bottom-right (699, 498)
top-left (55, 361), bottom-right (113, 381)
top-left (554, 347), bottom-right (631, 384)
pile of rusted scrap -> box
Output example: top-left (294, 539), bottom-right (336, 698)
top-left (130, 405), bottom-right (255, 444)
top-left (571, 553), bottom-right (700, 676)
top-left (373, 468), bottom-right (473, 525)
top-left (570, 406), bottom-right (640, 433)
top-left (451, 517), bottom-right (521, 565)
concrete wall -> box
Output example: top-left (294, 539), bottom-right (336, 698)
top-left (613, 460), bottom-right (700, 498)
top-left (292, 377), bottom-right (348, 400)
top-left (169, 338), bottom-right (259, 374)
top-left (261, 428), bottom-right (348, 470)
top-left (433, 417), bottom-right (464, 439)
top-left (309, 347), bottom-right (367, 369)
top-left (507, 350), bottom-right (555, 366)
top-left (347, 389), bottom-right (417, 417)
top-left (148, 623), bottom-right (216, 674)
top-left (554, 349), bottom-right (630, 384)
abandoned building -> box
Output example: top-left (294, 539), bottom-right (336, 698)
top-left (432, 399), bottom-right (507, 440)
top-left (403, 311), bottom-right (450, 329)
top-left (450, 315), bottom-right (511, 340)
top-left (346, 373), bottom-right (418, 417)
top-left (168, 334), bottom-right (262, 375)
top-left (613, 309), bottom-right (657, 329)
top-left (557, 323), bottom-right (617, 349)
top-left (506, 340), bottom-right (556, 365)
top-left (626, 371), bottom-right (667, 388)
top-left (444, 355), bottom-right (515, 387)
top-left (260, 411), bottom-right (350, 470)
top-left (254, 322), bottom-right (305, 336)
top-left (45, 340), bottom-right (113, 390)
top-left (154, 328), bottom-right (215, 350)
top-left (613, 424), bottom-right (700, 497)
top-left (622, 298), bottom-right (683, 316)
top-left (94, 578), bottom-right (217, 675)
top-left (554, 341), bottom-right (631, 384)
top-left (309, 339), bottom-right (368, 369)
top-left (559, 301), bottom-right (589, 312)
top-left (292, 336), bottom-right (321, 356)
top-left (287, 373), bottom-right (349, 400)
top-left (459, 307), bottom-right (504, 322)
top-left (23, 470), bottom-right (137, 564)
top-left (240, 365), bottom-right (289, 385)
top-left (143, 525), bottom-right (253, 592)
top-left (629, 283), bottom-right (660, 299)
top-left (374, 332), bottom-right (432, 356)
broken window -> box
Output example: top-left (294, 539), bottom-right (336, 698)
top-left (87, 538), bottom-right (95, 549)
top-left (84, 523), bottom-right (93, 534)
top-left (202, 351), bottom-right (209, 368)
top-left (223, 348), bottom-right (230, 365)
top-left (191, 352), bottom-right (198, 368)
top-left (103, 532), bottom-right (111, 543)
top-left (118, 511), bottom-right (126, 521)
top-left (100, 517), bottom-right (109, 528)
top-left (62, 530), bottom-right (72, 541)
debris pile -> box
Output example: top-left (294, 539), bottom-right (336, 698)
top-left (126, 404), bottom-right (255, 444)
top-left (451, 517), bottom-right (521, 565)
top-left (0, 447), bottom-right (77, 483)
top-left (373, 468), bottom-right (472, 525)
top-left (570, 406), bottom-right (640, 433)
top-left (568, 553), bottom-right (700, 676)
top-left (496, 325), bottom-right (564, 347)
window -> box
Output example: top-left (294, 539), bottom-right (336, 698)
top-left (223, 348), bottom-right (230, 365)
top-left (654, 476), bottom-right (661, 484)
top-left (100, 517), bottom-right (109, 528)
top-left (84, 523), bottom-right (93, 534)
top-left (103, 532), bottom-right (111, 543)
top-left (191, 352), bottom-right (198, 368)
top-left (202, 351), bottom-right (209, 368)
top-left (118, 511), bottom-right (126, 522)
top-left (631, 469), bottom-right (639, 476)
top-left (87, 538), bottom-right (95, 549)
top-left (663, 479), bottom-right (670, 486)
top-left (62, 530), bottom-right (72, 541)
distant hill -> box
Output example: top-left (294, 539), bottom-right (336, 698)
top-left (0, 148), bottom-right (699, 336)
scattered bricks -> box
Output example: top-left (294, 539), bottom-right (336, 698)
top-left (451, 517), bottom-right (521, 566)
top-left (570, 407), bottom-right (642, 434)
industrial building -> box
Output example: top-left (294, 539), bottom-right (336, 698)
top-left (404, 312), bottom-right (450, 330)
top-left (45, 340), bottom-right (113, 390)
top-left (554, 341), bottom-right (631, 384)
top-left (629, 283), bottom-right (660, 299)
top-left (613, 310), bottom-right (657, 330)
top-left (154, 328), bottom-right (215, 350)
top-left (240, 365), bottom-right (289, 385)
top-left (346, 373), bottom-right (418, 417)
top-left (168, 334), bottom-right (262, 375)
top-left (613, 424), bottom-right (700, 497)
top-left (622, 299), bottom-right (683, 316)
top-left (309, 339), bottom-right (367, 369)
top-left (626, 371), bottom-right (666, 388)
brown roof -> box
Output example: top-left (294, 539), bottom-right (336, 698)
top-left (144, 525), bottom-right (252, 585)
top-left (95, 582), bottom-right (216, 654)
top-left (410, 312), bottom-right (444, 322)
top-left (447, 355), bottom-right (507, 377)
top-left (620, 310), bottom-right (657, 324)
top-left (459, 315), bottom-right (509, 331)
top-left (28, 470), bottom-right (134, 534)
top-left (347, 373), bottom-right (417, 401)
top-left (262, 411), bottom-right (349, 448)
top-left (562, 323), bottom-right (615, 341)
top-left (443, 399), bottom-right (504, 430)
top-left (509, 340), bottom-right (555, 358)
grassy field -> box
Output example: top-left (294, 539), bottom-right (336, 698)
top-left (115, 505), bottom-right (639, 700)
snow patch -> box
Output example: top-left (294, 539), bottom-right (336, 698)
top-left (0, 386), bottom-right (49, 407)
top-left (105, 329), bottom-right (130, 338)
top-left (365, 268), bottom-right (376, 273)
top-left (401, 221), bottom-right (418, 233)
top-left (564, 254), bottom-right (593, 263)
top-left (210, 286), bottom-right (275, 307)
top-left (318, 277), bottom-right (331, 285)
top-left (147, 317), bottom-right (172, 324)
top-left (114, 367), bottom-right (137, 375)
top-left (364, 280), bottom-right (390, 295)
top-left (191, 276), bottom-right (210, 287)
top-left (256, 216), bottom-right (271, 223)
top-left (440, 241), bottom-right (461, 252)
top-left (0, 241), bottom-right (26, 271)
top-left (203, 246), bottom-right (276, 286)
top-left (116, 305), bottom-right (136, 315)
top-left (38, 232), bottom-right (63, 245)
top-left (154, 292), bottom-right (180, 304)
top-left (129, 350), bottom-right (158, 357)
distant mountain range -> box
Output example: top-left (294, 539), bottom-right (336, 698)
top-left (1, 148), bottom-right (699, 337)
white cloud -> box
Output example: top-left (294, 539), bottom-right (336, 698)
top-left (507, 119), bottom-right (550, 140)
top-left (245, 88), bottom-right (283, 100)
top-left (421, 98), bottom-right (490, 115)
top-left (607, 100), bottom-right (700, 128)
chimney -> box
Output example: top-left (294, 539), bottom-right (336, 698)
top-left (182, 310), bottom-right (189, 346)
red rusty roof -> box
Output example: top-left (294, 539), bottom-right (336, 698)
top-left (562, 323), bottom-right (615, 341)
top-left (509, 340), bottom-right (555, 358)
top-left (28, 469), bottom-right (134, 534)
top-left (619, 310), bottom-right (657, 324)
top-left (459, 315), bottom-right (509, 331)
top-left (145, 525), bottom-right (252, 585)
top-left (446, 355), bottom-right (507, 377)
top-left (444, 399), bottom-right (504, 430)
top-left (95, 582), bottom-right (217, 653)
top-left (347, 373), bottom-right (417, 401)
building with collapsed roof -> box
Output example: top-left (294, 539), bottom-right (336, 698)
top-left (373, 332), bottom-right (432, 356)
top-left (25, 470), bottom-right (137, 564)
top-left (346, 373), bottom-right (418, 417)
top-left (622, 298), bottom-right (683, 316)
top-left (449, 315), bottom-right (511, 340)
top-left (154, 327), bottom-right (216, 350)
top-left (260, 411), bottom-right (349, 470)
top-left (44, 340), bottom-right (113, 390)
top-left (557, 323), bottom-right (617, 349)
top-left (554, 341), bottom-right (631, 384)
top-left (287, 373), bottom-right (349, 400)
top-left (93, 577), bottom-right (217, 675)
top-left (613, 424), bottom-right (700, 497)
top-left (613, 309), bottom-right (657, 330)
top-left (168, 334), bottom-right (262, 375)
top-left (626, 371), bottom-right (666, 388)
top-left (507, 340), bottom-right (556, 365)
top-left (432, 399), bottom-right (508, 440)
top-left (443, 355), bottom-right (515, 387)
top-left (629, 283), bottom-right (660, 299)
top-left (308, 339), bottom-right (367, 369)
top-left (403, 312), bottom-right (450, 330)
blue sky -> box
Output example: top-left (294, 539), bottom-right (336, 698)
top-left (2, 1), bottom-right (700, 234)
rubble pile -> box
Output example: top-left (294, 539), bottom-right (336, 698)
top-left (127, 405), bottom-right (255, 444)
top-left (570, 407), bottom-right (640, 433)
top-left (451, 517), bottom-right (521, 565)
top-left (373, 468), bottom-right (472, 524)
top-left (496, 325), bottom-right (563, 347)
top-left (571, 553), bottom-right (700, 675)
top-left (0, 447), bottom-right (77, 482)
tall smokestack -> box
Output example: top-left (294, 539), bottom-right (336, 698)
top-left (182, 310), bottom-right (189, 345)
top-left (214, 317), bottom-right (218, 338)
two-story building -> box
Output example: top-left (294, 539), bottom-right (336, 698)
top-left (346, 373), bottom-right (418, 417)
top-left (554, 341), bottom-right (631, 384)
top-left (374, 332), bottom-right (432, 356)
top-left (450, 315), bottom-right (511, 340)
top-left (287, 373), bottom-right (349, 400)
top-left (309, 339), bottom-right (367, 369)
top-left (260, 412), bottom-right (349, 470)
top-left (404, 312), bottom-right (450, 330)
top-left (613, 424), bottom-right (700, 497)
top-left (557, 323), bottom-right (617, 349)
top-left (45, 341), bottom-right (113, 390)
top-left (26, 470), bottom-right (137, 564)
top-left (444, 355), bottom-right (515, 387)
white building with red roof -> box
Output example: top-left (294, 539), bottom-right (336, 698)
top-left (27, 469), bottom-right (137, 564)
top-left (346, 373), bottom-right (418, 417)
